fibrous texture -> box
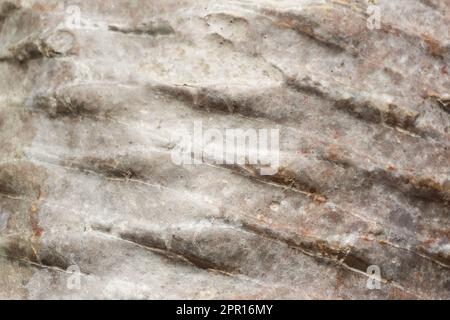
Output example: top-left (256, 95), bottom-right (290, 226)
top-left (0, 0), bottom-right (449, 299)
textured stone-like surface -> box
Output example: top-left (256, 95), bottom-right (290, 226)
top-left (0, 0), bottom-right (449, 299)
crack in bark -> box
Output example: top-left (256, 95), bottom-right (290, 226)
top-left (0, 253), bottom-right (89, 276)
top-left (92, 227), bottom-right (236, 276)
top-left (108, 20), bottom-right (174, 36)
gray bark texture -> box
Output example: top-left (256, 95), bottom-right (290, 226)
top-left (0, 0), bottom-right (449, 299)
